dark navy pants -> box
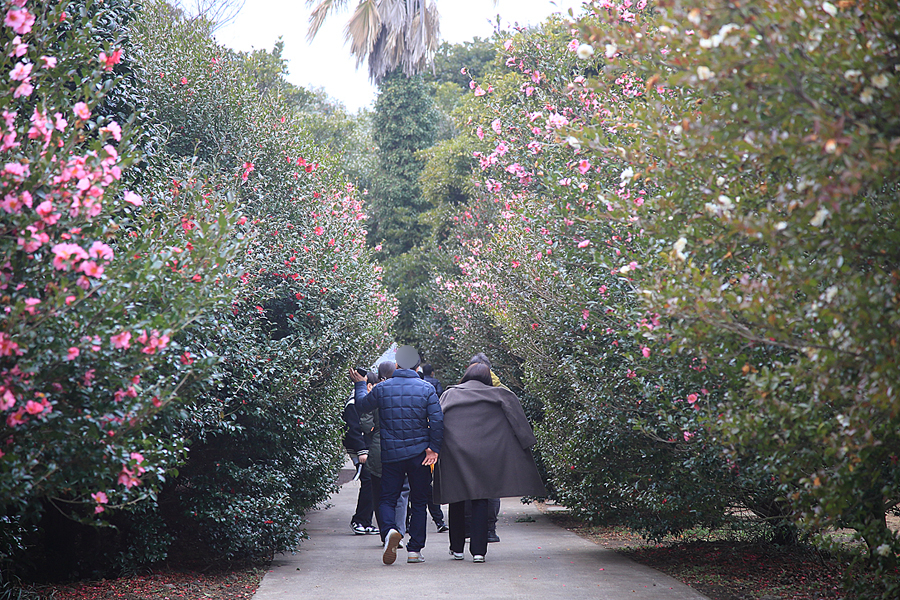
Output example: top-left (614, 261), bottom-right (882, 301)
top-left (379, 451), bottom-right (432, 552)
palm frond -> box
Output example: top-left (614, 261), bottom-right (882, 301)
top-left (346, 0), bottom-right (382, 67)
top-left (307, 0), bottom-right (350, 42)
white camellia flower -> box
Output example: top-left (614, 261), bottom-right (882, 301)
top-left (872, 73), bottom-right (889, 89)
top-left (576, 43), bottom-right (594, 60)
top-left (716, 176), bottom-right (726, 186)
top-left (775, 221), bottom-right (788, 231)
top-left (619, 265), bottom-right (631, 274)
top-left (697, 66), bottom-right (713, 80)
top-left (604, 43), bottom-right (617, 59)
top-left (565, 136), bottom-right (581, 150)
top-left (860, 87), bottom-right (874, 105)
top-left (810, 207), bottom-right (830, 227)
top-left (843, 69), bottom-right (862, 80)
top-left (673, 236), bottom-right (688, 261)
top-left (875, 544), bottom-right (892, 557)
top-left (821, 1), bottom-right (837, 16)
top-left (619, 166), bottom-right (634, 182)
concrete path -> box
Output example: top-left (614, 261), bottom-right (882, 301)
top-left (253, 474), bottom-right (708, 600)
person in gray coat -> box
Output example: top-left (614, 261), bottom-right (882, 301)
top-left (433, 363), bottom-right (546, 562)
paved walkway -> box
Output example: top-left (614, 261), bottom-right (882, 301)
top-left (253, 473), bottom-right (708, 600)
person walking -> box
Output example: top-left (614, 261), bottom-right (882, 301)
top-left (341, 380), bottom-right (377, 535)
top-left (349, 345), bottom-right (443, 565)
top-left (433, 362), bottom-right (546, 563)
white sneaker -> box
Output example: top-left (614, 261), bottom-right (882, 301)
top-left (449, 549), bottom-right (464, 560)
top-left (383, 529), bottom-right (402, 565)
top-left (473, 554), bottom-right (485, 563)
top-left (407, 551), bottom-right (425, 563)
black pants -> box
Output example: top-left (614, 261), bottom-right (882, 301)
top-left (449, 499), bottom-right (488, 557)
top-left (370, 474), bottom-right (384, 537)
top-left (352, 463), bottom-right (373, 527)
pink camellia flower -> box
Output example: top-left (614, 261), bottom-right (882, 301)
top-left (89, 241), bottom-right (114, 261)
top-left (577, 239), bottom-right (591, 248)
top-left (24, 400), bottom-right (45, 415)
top-left (473, 86), bottom-right (486, 97)
top-left (130, 452), bottom-right (144, 464)
top-left (123, 191), bottom-right (142, 206)
top-left (314, 225), bottom-right (324, 235)
top-left (73, 102), bottom-right (91, 120)
top-left (240, 161), bottom-right (253, 182)
top-left (475, 126), bottom-right (484, 140)
top-left (98, 48), bottom-right (122, 70)
top-left (41, 55), bottom-right (57, 69)
top-left (91, 491), bottom-right (108, 513)
top-left (65, 347), bottom-right (79, 361)
top-left (53, 112), bottom-right (67, 131)
top-left (626, 369), bottom-right (637, 379)
top-left (10, 61), bottom-right (31, 81)
top-left (683, 431), bottom-right (695, 442)
top-left (13, 81), bottom-right (32, 98)
top-left (100, 120), bottom-right (121, 141)
top-left (491, 119), bottom-right (502, 135)
top-left (582, 309), bottom-right (590, 320)
top-left (180, 76), bottom-right (187, 85)
top-left (0, 387), bottom-right (16, 410)
top-left (5, 8), bottom-right (35, 35)
top-left (687, 393), bottom-right (698, 404)
top-left (111, 331), bottom-right (131, 349)
top-left (23, 297), bottom-right (40, 314)
top-left (35, 199), bottom-right (53, 217)
top-left (577, 159), bottom-right (592, 175)
top-left (642, 347), bottom-right (651, 358)
top-left (79, 260), bottom-right (104, 278)
top-left (51, 242), bottom-right (88, 270)
top-left (0, 332), bottom-right (22, 357)
top-left (8, 36), bottom-right (26, 58)
top-left (118, 466), bottom-right (140, 489)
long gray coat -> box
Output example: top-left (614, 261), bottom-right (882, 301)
top-left (433, 381), bottom-right (546, 504)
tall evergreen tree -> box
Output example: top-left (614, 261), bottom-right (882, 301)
top-left (366, 71), bottom-right (437, 343)
top-left (368, 72), bottom-right (437, 256)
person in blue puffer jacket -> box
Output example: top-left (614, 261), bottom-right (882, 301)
top-left (349, 345), bottom-right (443, 566)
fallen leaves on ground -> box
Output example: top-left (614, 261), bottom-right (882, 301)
top-left (545, 512), bottom-right (844, 600)
top-left (29, 566), bottom-right (267, 600)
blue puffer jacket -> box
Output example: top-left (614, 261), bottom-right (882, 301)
top-left (355, 369), bottom-right (443, 463)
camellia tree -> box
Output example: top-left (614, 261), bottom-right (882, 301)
top-left (412, 13), bottom-right (795, 541)
top-left (123, 0), bottom-right (395, 562)
top-left (561, 0), bottom-right (899, 594)
top-left (0, 0), bottom-right (246, 563)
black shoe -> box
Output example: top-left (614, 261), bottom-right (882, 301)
top-left (487, 531), bottom-right (500, 543)
top-left (435, 521), bottom-right (449, 533)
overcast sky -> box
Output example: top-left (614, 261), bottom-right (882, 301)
top-left (215, 0), bottom-right (586, 112)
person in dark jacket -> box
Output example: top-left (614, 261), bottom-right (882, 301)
top-left (422, 363), bottom-right (444, 398)
top-left (433, 363), bottom-right (546, 563)
top-left (362, 363), bottom-right (411, 544)
top-left (342, 386), bottom-right (376, 535)
top-left (468, 353), bottom-right (505, 542)
top-left (349, 345), bottom-right (443, 565)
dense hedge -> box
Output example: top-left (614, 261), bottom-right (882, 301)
top-left (1, 0), bottom-right (393, 579)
